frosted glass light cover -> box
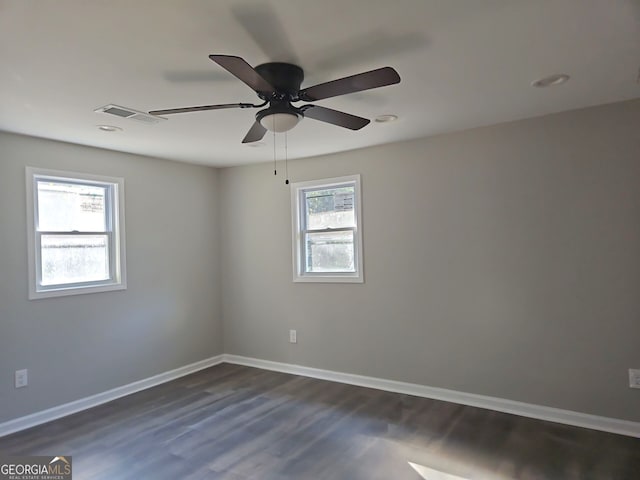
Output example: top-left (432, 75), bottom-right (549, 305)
top-left (260, 113), bottom-right (300, 132)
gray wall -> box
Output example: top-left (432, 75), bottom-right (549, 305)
top-left (220, 99), bottom-right (640, 422)
top-left (0, 133), bottom-right (223, 422)
top-left (2, 100), bottom-right (639, 425)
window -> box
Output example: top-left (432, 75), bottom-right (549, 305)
top-left (291, 175), bottom-right (363, 283)
top-left (26, 167), bottom-right (126, 299)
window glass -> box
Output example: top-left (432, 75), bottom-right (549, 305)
top-left (304, 186), bottom-right (355, 230)
top-left (37, 181), bottom-right (107, 232)
top-left (304, 230), bottom-right (355, 272)
top-left (40, 235), bottom-right (110, 285)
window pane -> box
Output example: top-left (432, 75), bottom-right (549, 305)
top-left (305, 185), bottom-right (355, 230)
top-left (40, 235), bottom-right (110, 285)
top-left (304, 230), bottom-right (355, 273)
top-left (37, 180), bottom-right (107, 232)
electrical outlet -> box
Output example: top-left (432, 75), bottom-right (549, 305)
top-left (629, 369), bottom-right (640, 389)
top-left (15, 369), bottom-right (28, 388)
top-left (289, 329), bottom-right (297, 344)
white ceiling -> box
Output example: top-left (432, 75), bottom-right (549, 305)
top-left (1, 0), bottom-right (639, 167)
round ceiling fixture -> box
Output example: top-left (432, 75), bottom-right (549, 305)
top-left (531, 74), bottom-right (570, 88)
top-left (258, 111), bottom-right (301, 133)
top-left (97, 125), bottom-right (123, 132)
top-left (375, 114), bottom-right (398, 123)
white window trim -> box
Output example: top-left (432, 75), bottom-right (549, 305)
top-left (26, 167), bottom-right (127, 299)
top-left (291, 174), bottom-right (364, 283)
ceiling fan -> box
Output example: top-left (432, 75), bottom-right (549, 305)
top-left (149, 55), bottom-right (401, 143)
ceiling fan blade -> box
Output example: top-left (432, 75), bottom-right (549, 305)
top-left (299, 67), bottom-right (400, 101)
top-left (209, 55), bottom-right (275, 94)
top-left (149, 103), bottom-right (254, 116)
top-left (231, 4), bottom-right (299, 64)
top-left (242, 121), bottom-right (267, 143)
top-left (301, 105), bottom-right (370, 130)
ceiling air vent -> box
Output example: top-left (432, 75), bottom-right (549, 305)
top-left (94, 104), bottom-right (165, 124)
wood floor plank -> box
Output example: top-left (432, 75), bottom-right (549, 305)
top-left (0, 364), bottom-right (638, 479)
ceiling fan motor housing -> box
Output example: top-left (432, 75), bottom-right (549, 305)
top-left (254, 62), bottom-right (304, 99)
top-left (253, 63), bottom-right (305, 131)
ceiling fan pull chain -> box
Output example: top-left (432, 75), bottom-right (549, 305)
top-left (285, 131), bottom-right (289, 185)
top-left (273, 127), bottom-right (277, 176)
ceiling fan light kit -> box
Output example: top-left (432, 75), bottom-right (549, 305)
top-left (149, 55), bottom-right (401, 143)
top-left (258, 111), bottom-right (300, 133)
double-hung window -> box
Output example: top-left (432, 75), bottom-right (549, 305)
top-left (291, 175), bottom-right (363, 283)
top-left (26, 167), bottom-right (126, 299)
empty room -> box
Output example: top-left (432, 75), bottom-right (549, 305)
top-left (0, 1), bottom-right (639, 479)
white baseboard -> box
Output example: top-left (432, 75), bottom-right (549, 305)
top-left (223, 354), bottom-right (640, 438)
top-left (3, 353), bottom-right (638, 439)
top-left (0, 355), bottom-right (224, 438)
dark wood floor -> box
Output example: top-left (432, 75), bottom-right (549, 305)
top-left (0, 364), bottom-right (638, 479)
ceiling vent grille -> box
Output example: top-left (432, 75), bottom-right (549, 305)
top-left (95, 105), bottom-right (165, 124)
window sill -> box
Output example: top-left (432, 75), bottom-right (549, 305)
top-left (29, 281), bottom-right (126, 300)
top-left (293, 274), bottom-right (363, 284)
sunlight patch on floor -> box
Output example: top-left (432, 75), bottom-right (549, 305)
top-left (409, 462), bottom-right (470, 480)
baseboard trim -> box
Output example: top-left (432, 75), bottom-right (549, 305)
top-left (2, 353), bottom-right (637, 439)
top-left (223, 354), bottom-right (640, 438)
top-left (0, 354), bottom-right (225, 438)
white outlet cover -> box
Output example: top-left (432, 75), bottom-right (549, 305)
top-left (289, 330), bottom-right (297, 344)
top-left (629, 369), bottom-right (640, 389)
top-left (15, 369), bottom-right (28, 388)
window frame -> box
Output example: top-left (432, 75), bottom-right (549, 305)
top-left (26, 167), bottom-right (127, 299)
top-left (290, 174), bottom-right (364, 283)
